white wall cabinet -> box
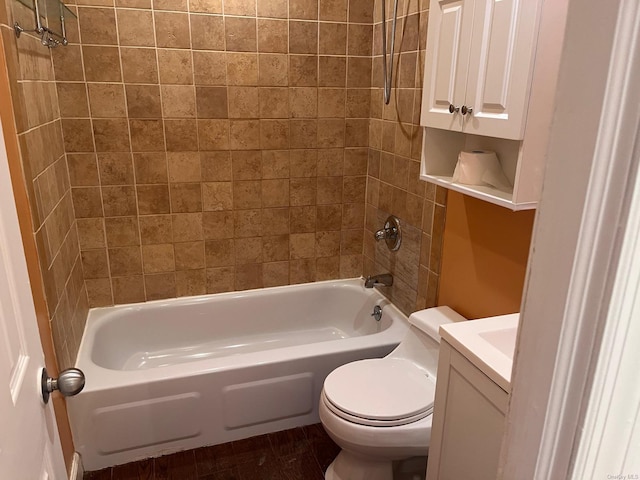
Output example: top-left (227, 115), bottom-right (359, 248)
top-left (425, 340), bottom-right (508, 480)
top-left (419, 0), bottom-right (569, 210)
top-left (421, 0), bottom-right (541, 140)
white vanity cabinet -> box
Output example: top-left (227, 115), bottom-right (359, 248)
top-left (420, 0), bottom-right (542, 140)
top-left (425, 340), bottom-right (508, 480)
top-left (426, 314), bottom-right (518, 480)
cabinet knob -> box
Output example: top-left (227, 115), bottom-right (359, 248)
top-left (448, 104), bottom-right (459, 114)
top-left (461, 105), bottom-right (473, 115)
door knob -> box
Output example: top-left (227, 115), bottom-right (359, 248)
top-left (41, 367), bottom-right (85, 404)
top-left (448, 104), bottom-right (459, 114)
top-left (461, 105), bottom-right (473, 115)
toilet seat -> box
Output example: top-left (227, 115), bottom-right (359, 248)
top-left (322, 390), bottom-right (432, 427)
top-left (322, 358), bottom-right (435, 427)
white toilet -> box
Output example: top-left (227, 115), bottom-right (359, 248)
top-left (319, 306), bottom-right (466, 480)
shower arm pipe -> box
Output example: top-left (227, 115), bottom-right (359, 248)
top-left (381, 0), bottom-right (400, 105)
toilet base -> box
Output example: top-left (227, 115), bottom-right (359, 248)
top-left (325, 450), bottom-right (393, 480)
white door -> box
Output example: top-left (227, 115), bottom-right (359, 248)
top-left (420, 0), bottom-right (474, 131)
top-left (463, 0), bottom-right (541, 140)
top-left (0, 121), bottom-right (67, 477)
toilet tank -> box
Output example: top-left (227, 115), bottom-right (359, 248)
top-left (388, 306), bottom-right (467, 375)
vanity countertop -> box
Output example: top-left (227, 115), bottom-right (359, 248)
top-left (439, 313), bottom-right (519, 392)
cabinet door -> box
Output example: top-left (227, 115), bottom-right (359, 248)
top-left (426, 343), bottom-right (508, 480)
top-left (462, 0), bottom-right (542, 139)
top-left (420, 0), bottom-right (475, 131)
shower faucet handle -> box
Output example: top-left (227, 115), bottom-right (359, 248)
top-left (448, 104), bottom-right (459, 114)
top-left (373, 216), bottom-right (402, 251)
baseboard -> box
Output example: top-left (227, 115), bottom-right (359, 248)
top-left (69, 453), bottom-right (83, 480)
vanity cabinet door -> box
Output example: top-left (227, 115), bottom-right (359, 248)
top-left (420, 0), bottom-right (474, 132)
top-left (462, 0), bottom-right (541, 140)
top-left (426, 341), bottom-right (508, 480)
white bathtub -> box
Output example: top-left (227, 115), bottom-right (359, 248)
top-left (69, 279), bottom-right (409, 471)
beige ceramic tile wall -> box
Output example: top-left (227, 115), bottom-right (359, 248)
top-left (1, 1), bottom-right (89, 368)
top-left (364, 0), bottom-right (446, 315)
top-left (56, 0), bottom-right (375, 306)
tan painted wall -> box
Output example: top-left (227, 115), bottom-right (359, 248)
top-left (438, 192), bottom-right (535, 319)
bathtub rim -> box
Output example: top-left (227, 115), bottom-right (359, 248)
top-left (85, 277), bottom-right (378, 319)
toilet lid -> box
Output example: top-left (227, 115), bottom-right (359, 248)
top-left (323, 358), bottom-right (435, 422)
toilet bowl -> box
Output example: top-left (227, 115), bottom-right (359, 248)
top-left (319, 306), bottom-right (466, 480)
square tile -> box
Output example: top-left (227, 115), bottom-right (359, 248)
top-left (117, 9), bottom-right (155, 46)
top-left (170, 183), bottom-right (202, 212)
top-left (87, 84), bottom-right (126, 118)
top-left (83, 46), bottom-right (121, 82)
top-left (121, 48), bottom-right (158, 83)
top-left (158, 49), bottom-right (193, 84)
top-left (227, 53), bottom-right (259, 86)
top-left (155, 11), bottom-right (191, 48)
top-left (258, 19), bottom-right (288, 53)
top-left (191, 14), bottom-right (225, 50)
top-left (193, 51), bottom-right (227, 85)
top-left (126, 85), bottom-right (162, 118)
top-left (78, 7), bottom-right (117, 45)
top-left (168, 152), bottom-right (201, 182)
top-left (97, 153), bottom-right (134, 185)
top-left (133, 152), bottom-right (168, 184)
top-left (162, 85), bottom-right (196, 118)
top-left (196, 87), bottom-right (229, 118)
top-left (225, 17), bottom-right (257, 52)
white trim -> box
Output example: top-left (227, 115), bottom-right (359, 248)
top-left (537, 0), bottom-right (640, 477)
top-left (569, 4), bottom-right (640, 471)
top-left (500, 0), bottom-right (640, 477)
top-left (571, 129), bottom-right (640, 478)
top-left (69, 453), bottom-right (83, 480)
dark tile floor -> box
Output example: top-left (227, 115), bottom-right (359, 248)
top-left (84, 424), bottom-right (340, 480)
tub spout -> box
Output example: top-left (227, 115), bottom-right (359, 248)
top-left (364, 274), bottom-right (393, 288)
